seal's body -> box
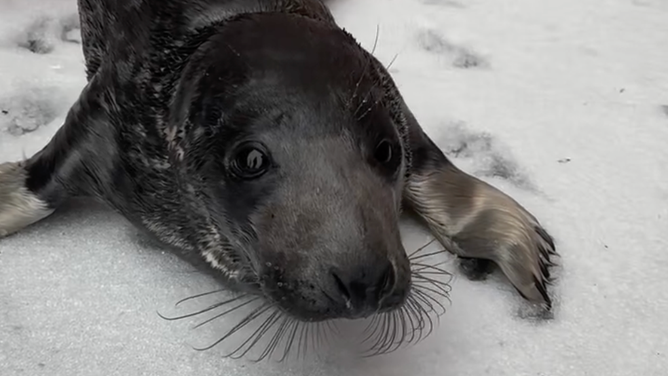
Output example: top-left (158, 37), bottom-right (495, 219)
top-left (0, 0), bottom-right (557, 327)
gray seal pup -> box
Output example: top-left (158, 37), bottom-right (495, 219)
top-left (0, 0), bottom-right (557, 355)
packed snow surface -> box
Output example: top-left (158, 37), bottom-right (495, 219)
top-left (1, 0), bottom-right (667, 375)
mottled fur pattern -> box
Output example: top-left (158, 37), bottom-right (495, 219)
top-left (0, 0), bottom-right (558, 327)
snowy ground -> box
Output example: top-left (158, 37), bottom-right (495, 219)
top-left (1, 0), bottom-right (667, 375)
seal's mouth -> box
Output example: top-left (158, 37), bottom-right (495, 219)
top-left (159, 239), bottom-right (452, 362)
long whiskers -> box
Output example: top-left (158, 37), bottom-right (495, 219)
top-left (348, 24), bottom-right (380, 110)
top-left (157, 292), bottom-right (252, 321)
top-left (355, 238), bottom-right (453, 357)
top-left (161, 238), bottom-right (451, 362)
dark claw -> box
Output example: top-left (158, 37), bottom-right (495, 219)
top-left (534, 225), bottom-right (556, 252)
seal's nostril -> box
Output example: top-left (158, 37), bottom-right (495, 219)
top-left (330, 261), bottom-right (396, 313)
top-left (379, 263), bottom-right (396, 300)
top-left (331, 270), bottom-right (351, 302)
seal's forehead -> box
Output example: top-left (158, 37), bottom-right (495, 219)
top-left (225, 75), bottom-right (398, 143)
top-left (210, 12), bottom-right (374, 84)
top-left (196, 13), bottom-right (404, 143)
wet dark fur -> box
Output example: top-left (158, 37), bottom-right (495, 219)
top-left (0, 0), bottom-right (558, 358)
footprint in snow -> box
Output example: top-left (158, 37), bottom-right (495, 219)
top-left (0, 87), bottom-right (61, 136)
top-left (435, 121), bottom-right (538, 192)
top-left (660, 105), bottom-right (668, 118)
top-left (416, 29), bottom-right (490, 69)
top-left (17, 13), bottom-right (81, 54)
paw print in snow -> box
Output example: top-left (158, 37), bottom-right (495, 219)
top-left (17, 13), bottom-right (81, 54)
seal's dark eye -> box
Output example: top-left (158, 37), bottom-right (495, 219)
top-left (230, 142), bottom-right (271, 179)
top-left (374, 139), bottom-right (394, 165)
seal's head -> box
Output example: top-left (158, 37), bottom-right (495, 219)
top-left (170, 12), bottom-right (412, 322)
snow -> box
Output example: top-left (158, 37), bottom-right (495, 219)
top-left (1, 0), bottom-right (667, 375)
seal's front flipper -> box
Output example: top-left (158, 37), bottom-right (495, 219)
top-left (400, 104), bottom-right (557, 310)
top-left (0, 161), bottom-right (55, 238)
top-left (0, 119), bottom-right (80, 238)
top-left (0, 77), bottom-right (113, 239)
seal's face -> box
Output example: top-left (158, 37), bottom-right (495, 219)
top-left (176, 13), bottom-right (411, 322)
